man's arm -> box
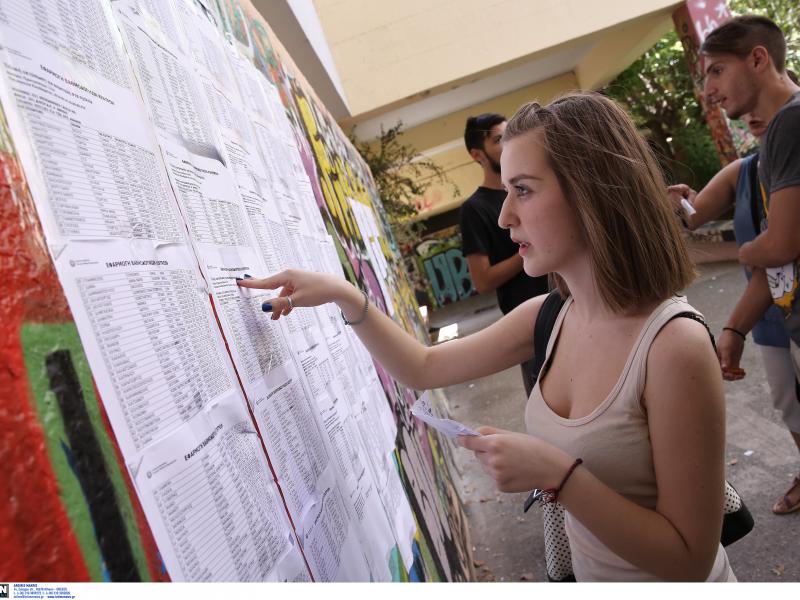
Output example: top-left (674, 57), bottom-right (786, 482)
top-left (739, 185), bottom-right (800, 267)
top-left (465, 253), bottom-right (524, 294)
top-left (725, 268), bottom-right (774, 333)
top-left (716, 268), bottom-right (773, 378)
top-left (667, 159), bottom-right (741, 230)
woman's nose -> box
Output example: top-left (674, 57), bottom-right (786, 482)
top-left (498, 194), bottom-right (515, 229)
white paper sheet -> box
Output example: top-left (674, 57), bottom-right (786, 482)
top-left (342, 334), bottom-right (415, 571)
top-left (315, 381), bottom-right (397, 581)
top-left (411, 391), bottom-right (480, 439)
top-left (161, 137), bottom-right (253, 249)
top-left (132, 0), bottom-right (189, 56)
top-left (250, 358), bottom-right (329, 519)
top-left (295, 467), bottom-right (371, 582)
top-left (348, 198), bottom-right (394, 315)
top-left (54, 240), bottom-right (240, 456)
top-left (272, 539), bottom-right (313, 582)
top-left (345, 327), bottom-right (399, 447)
top-left (0, 18), bottom-right (183, 246)
top-left (132, 396), bottom-right (301, 581)
top-left (0, 0), bottom-right (131, 88)
top-left (115, 3), bottom-right (220, 160)
top-left (173, 0), bottom-right (235, 91)
top-left (207, 258), bottom-right (291, 389)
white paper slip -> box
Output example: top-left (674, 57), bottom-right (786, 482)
top-left (411, 392), bottom-right (480, 439)
top-left (681, 197), bottom-right (697, 216)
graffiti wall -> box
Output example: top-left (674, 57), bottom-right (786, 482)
top-left (0, 0), bottom-right (472, 582)
top-left (409, 226), bottom-right (476, 310)
top-left (0, 106), bottom-right (166, 582)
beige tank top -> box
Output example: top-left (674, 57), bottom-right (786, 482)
top-left (525, 295), bottom-right (735, 582)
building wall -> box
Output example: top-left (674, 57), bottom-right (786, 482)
top-left (406, 72), bottom-right (581, 219)
top-left (314, 0), bottom-right (681, 118)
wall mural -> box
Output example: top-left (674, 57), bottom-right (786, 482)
top-left (0, 0), bottom-right (472, 582)
top-left (410, 227), bottom-right (476, 309)
top-left (227, 0), bottom-right (472, 580)
top-left (0, 113), bottom-right (167, 581)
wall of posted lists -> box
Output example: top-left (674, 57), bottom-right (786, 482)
top-left (0, 0), bottom-right (471, 581)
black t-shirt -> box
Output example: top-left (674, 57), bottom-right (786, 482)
top-left (459, 186), bottom-right (548, 314)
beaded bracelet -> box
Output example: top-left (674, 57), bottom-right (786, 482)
top-left (342, 289), bottom-right (369, 326)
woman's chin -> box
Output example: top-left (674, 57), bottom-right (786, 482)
top-left (523, 264), bottom-right (546, 278)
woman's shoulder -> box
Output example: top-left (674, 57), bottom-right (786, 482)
top-left (642, 300), bottom-right (723, 414)
top-left (509, 290), bottom-right (555, 325)
top-left (647, 301), bottom-right (718, 376)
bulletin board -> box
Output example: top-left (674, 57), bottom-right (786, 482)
top-left (0, 0), bottom-right (472, 582)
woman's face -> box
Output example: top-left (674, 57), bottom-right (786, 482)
top-left (498, 130), bottom-right (586, 277)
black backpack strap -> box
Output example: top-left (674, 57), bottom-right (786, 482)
top-left (530, 302), bottom-right (715, 387)
top-left (747, 153), bottom-right (762, 235)
top-left (531, 291), bottom-right (566, 386)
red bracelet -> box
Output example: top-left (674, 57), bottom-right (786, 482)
top-left (541, 458), bottom-right (583, 505)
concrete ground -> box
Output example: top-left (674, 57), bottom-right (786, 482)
top-left (431, 260), bottom-right (800, 582)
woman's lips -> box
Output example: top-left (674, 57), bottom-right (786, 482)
top-left (513, 238), bottom-right (530, 256)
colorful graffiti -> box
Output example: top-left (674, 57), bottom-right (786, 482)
top-left (399, 226), bottom-right (476, 310)
top-left (0, 109), bottom-right (167, 582)
top-left (673, 1), bottom-right (740, 165)
top-left (412, 227), bottom-right (475, 309)
top-left (0, 0), bottom-right (472, 583)
top-left (224, 0), bottom-right (472, 580)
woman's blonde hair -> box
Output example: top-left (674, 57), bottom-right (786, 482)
top-left (504, 92), bottom-right (696, 313)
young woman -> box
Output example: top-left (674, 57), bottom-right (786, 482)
top-left (238, 93), bottom-right (735, 581)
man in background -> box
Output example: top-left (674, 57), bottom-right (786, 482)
top-left (459, 113), bottom-right (548, 396)
top-left (702, 15), bottom-right (800, 514)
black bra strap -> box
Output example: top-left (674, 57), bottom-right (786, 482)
top-left (670, 311), bottom-right (716, 352)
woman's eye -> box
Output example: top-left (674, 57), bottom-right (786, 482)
top-left (515, 186), bottom-right (529, 197)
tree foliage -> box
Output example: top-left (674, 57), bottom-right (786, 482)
top-left (604, 0), bottom-right (798, 189)
top-left (731, 0), bottom-right (799, 72)
top-left (349, 122), bottom-right (457, 247)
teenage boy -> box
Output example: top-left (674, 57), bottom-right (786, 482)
top-left (702, 15), bottom-right (800, 514)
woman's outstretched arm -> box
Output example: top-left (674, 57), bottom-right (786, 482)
top-left (237, 269), bottom-right (546, 390)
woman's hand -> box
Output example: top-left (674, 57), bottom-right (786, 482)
top-left (457, 426), bottom-right (572, 493)
top-left (236, 269), bottom-right (353, 320)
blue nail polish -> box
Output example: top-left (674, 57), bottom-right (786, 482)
top-left (262, 302), bottom-right (273, 312)
top-left (244, 274), bottom-right (253, 279)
